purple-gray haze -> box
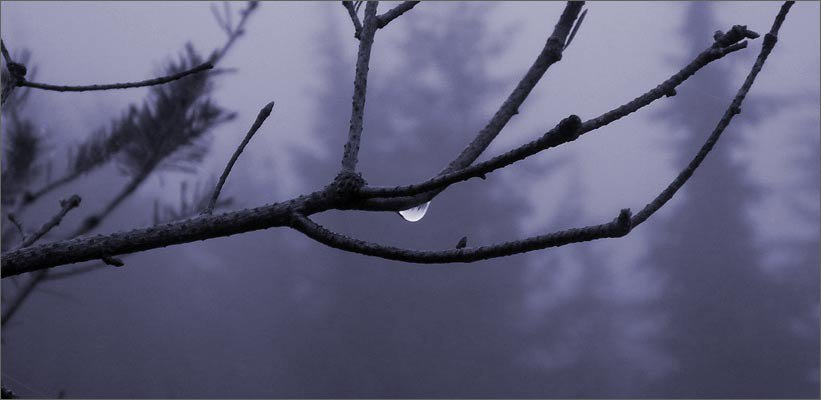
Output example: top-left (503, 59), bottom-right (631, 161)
top-left (1, 2), bottom-right (819, 398)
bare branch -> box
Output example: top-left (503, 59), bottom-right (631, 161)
top-left (203, 101), bottom-right (275, 215)
top-left (563, 8), bottom-right (587, 49)
top-left (17, 62), bottom-right (213, 93)
top-left (376, 1), bottom-right (420, 29)
top-left (631, 1), bottom-right (793, 228)
top-left (288, 209), bottom-right (631, 264)
top-left (360, 115), bottom-right (583, 198)
top-left (0, 2), bottom-right (796, 279)
top-left (342, 1), bottom-right (363, 39)
top-left (1, 39), bottom-right (12, 64)
top-left (16, 195), bottom-right (81, 250)
top-left (444, 2), bottom-right (582, 174)
top-left (577, 25), bottom-right (758, 135)
top-left (340, 1), bottom-right (379, 172)
top-left (358, 1), bottom-right (584, 211)
top-left (1, 40), bottom-right (27, 105)
top-left (0, 189), bottom-right (334, 278)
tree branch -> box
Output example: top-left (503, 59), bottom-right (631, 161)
top-left (203, 101), bottom-right (275, 215)
top-left (17, 62), bottom-right (214, 93)
top-left (0, 2), bottom-right (795, 279)
top-left (288, 209), bottom-right (631, 264)
top-left (341, 1), bottom-right (363, 39)
top-left (360, 115), bottom-right (583, 198)
top-left (356, 19), bottom-right (759, 211)
top-left (0, 189), bottom-right (334, 278)
top-left (340, 1), bottom-right (379, 172)
top-left (16, 195), bottom-right (81, 250)
top-left (376, 1), bottom-right (420, 29)
top-left (357, 1), bottom-right (584, 211)
top-left (631, 2), bottom-right (793, 228)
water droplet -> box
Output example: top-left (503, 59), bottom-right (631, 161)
top-left (398, 201), bottom-right (431, 222)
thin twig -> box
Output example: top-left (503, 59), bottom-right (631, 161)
top-left (357, 20), bottom-right (759, 210)
top-left (6, 213), bottom-right (26, 240)
top-left (360, 115), bottom-right (582, 198)
top-left (18, 62), bottom-right (213, 93)
top-left (564, 8), bottom-right (587, 49)
top-left (1, 39), bottom-right (12, 64)
top-left (376, 1), bottom-right (420, 29)
top-left (0, 189), bottom-right (333, 278)
top-left (16, 195), bottom-right (81, 250)
top-left (288, 209), bottom-right (631, 264)
top-left (631, 1), bottom-right (793, 228)
top-left (0, 2), bottom-right (795, 278)
top-left (340, 1), bottom-right (379, 172)
top-left (203, 101), bottom-right (275, 215)
top-left (358, 1), bottom-right (584, 211)
top-left (342, 1), bottom-right (363, 39)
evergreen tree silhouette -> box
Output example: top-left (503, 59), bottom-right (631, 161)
top-left (279, 4), bottom-right (536, 397)
top-left (645, 3), bottom-right (818, 397)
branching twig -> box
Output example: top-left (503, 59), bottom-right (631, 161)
top-left (356, 19), bottom-right (759, 210)
top-left (0, 2), bottom-right (795, 279)
top-left (16, 195), bottom-right (81, 250)
top-left (340, 1), bottom-right (379, 172)
top-left (342, 1), bottom-right (363, 39)
top-left (203, 101), bottom-right (275, 215)
top-left (564, 8), bottom-right (587, 49)
top-left (17, 62), bottom-right (213, 93)
top-left (376, 1), bottom-right (420, 29)
top-left (631, 2), bottom-right (793, 228)
top-left (358, 2), bottom-right (585, 211)
top-left (288, 209), bottom-right (631, 264)
top-left (1, 40), bottom-right (27, 105)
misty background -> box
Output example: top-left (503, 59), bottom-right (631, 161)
top-left (1, 1), bottom-right (819, 398)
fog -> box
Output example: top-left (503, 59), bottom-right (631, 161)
top-left (1, 2), bottom-right (819, 398)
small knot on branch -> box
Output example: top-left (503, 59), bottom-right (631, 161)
top-left (331, 170), bottom-right (367, 202)
top-left (730, 106), bottom-right (742, 115)
top-left (545, 37), bottom-right (565, 61)
top-left (714, 25), bottom-right (760, 48)
top-left (102, 256), bottom-right (125, 267)
top-left (556, 114), bottom-right (582, 141)
top-left (614, 208), bottom-right (632, 236)
top-left (60, 195), bottom-right (82, 209)
top-left (665, 88), bottom-right (677, 98)
top-left (763, 33), bottom-right (778, 48)
top-left (455, 236), bottom-right (468, 249)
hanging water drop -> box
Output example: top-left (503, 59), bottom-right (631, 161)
top-left (398, 201), bottom-right (431, 222)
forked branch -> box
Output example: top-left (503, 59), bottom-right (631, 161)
top-left (0, 2), bottom-right (795, 278)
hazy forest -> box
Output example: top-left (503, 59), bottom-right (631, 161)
top-left (1, 1), bottom-right (819, 398)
